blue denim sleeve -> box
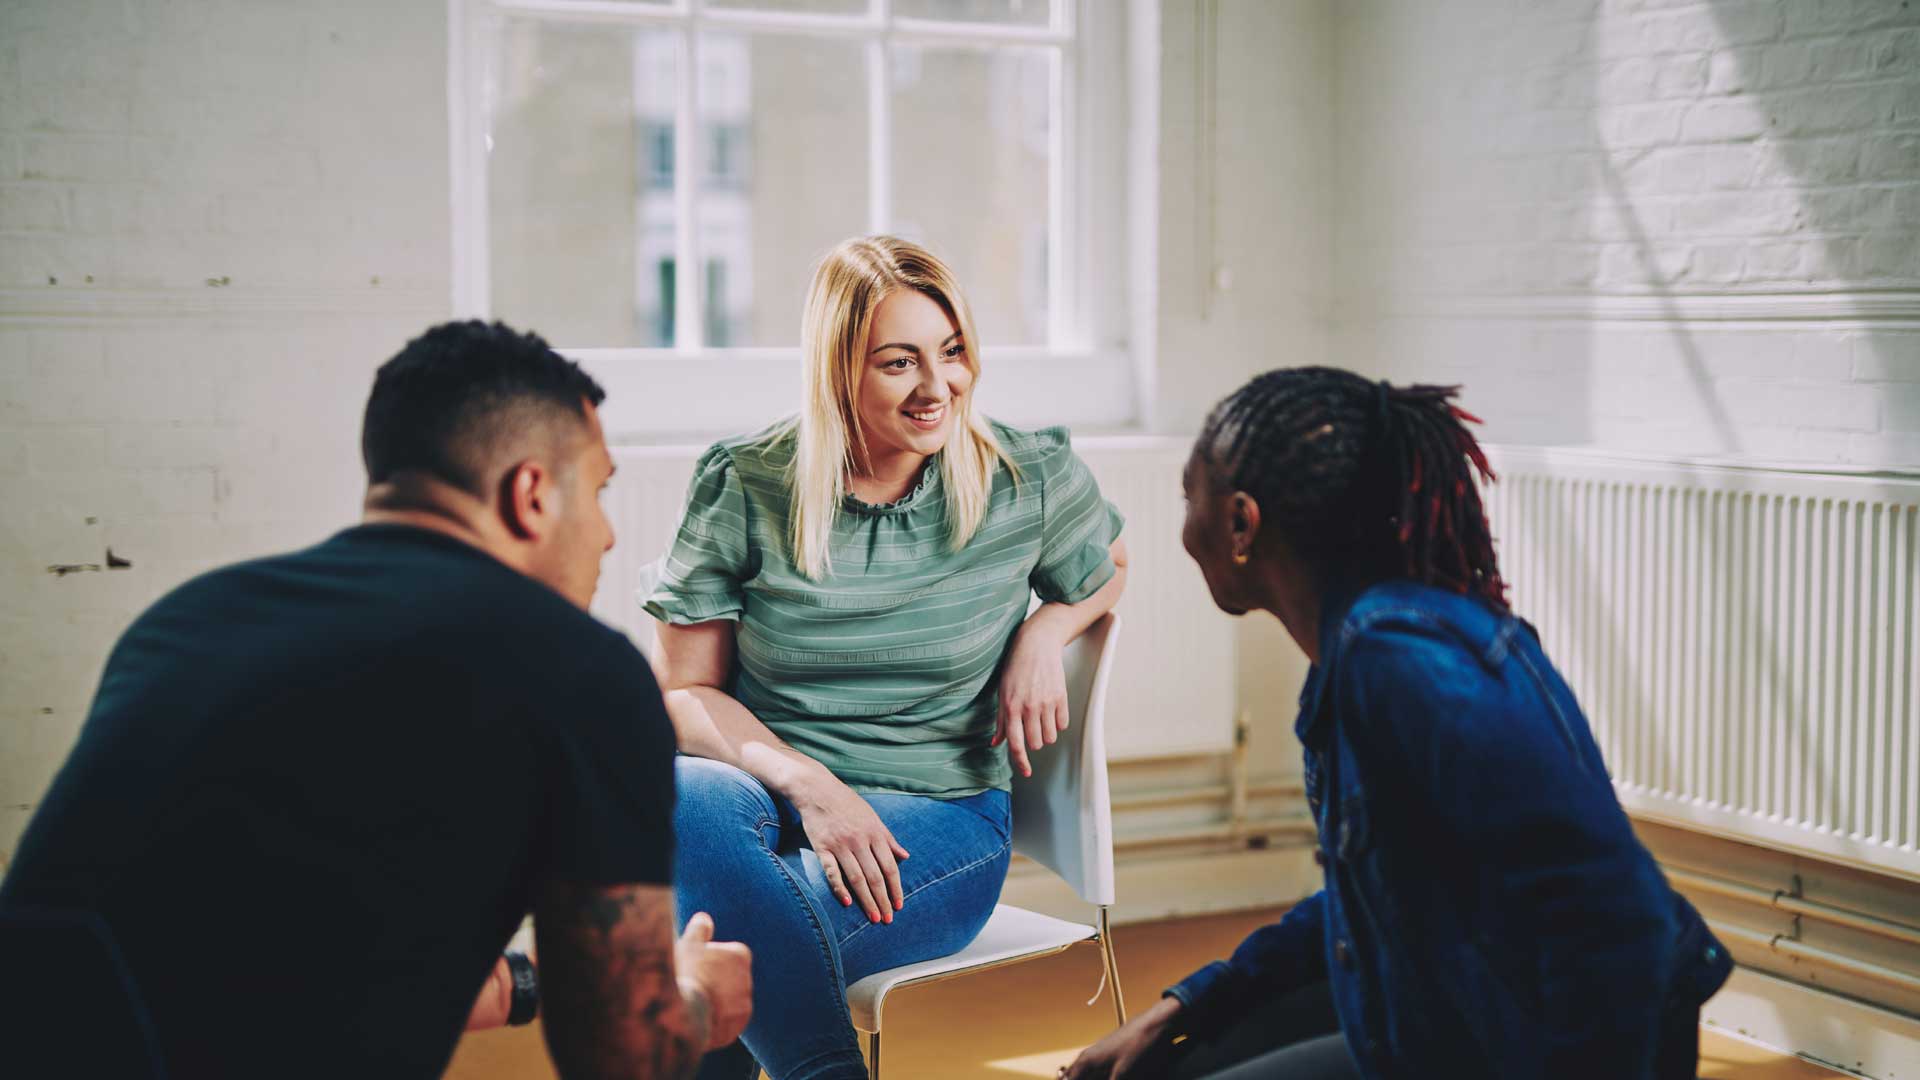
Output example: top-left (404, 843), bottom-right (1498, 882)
top-left (1339, 623), bottom-right (1676, 1074)
top-left (1164, 890), bottom-right (1327, 1032)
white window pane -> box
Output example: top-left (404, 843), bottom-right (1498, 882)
top-left (699, 33), bottom-right (868, 347)
top-left (705, 0), bottom-right (868, 13)
top-left (489, 20), bottom-right (678, 347)
top-left (890, 45), bottom-right (1050, 347)
top-left (893, 0), bottom-right (1050, 27)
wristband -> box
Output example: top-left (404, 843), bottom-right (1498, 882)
top-left (504, 950), bottom-right (539, 1026)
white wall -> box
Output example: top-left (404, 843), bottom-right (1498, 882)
top-left (0, 0), bottom-right (451, 861)
top-left (1333, 0), bottom-right (1920, 466)
top-left (1153, 0), bottom-right (1333, 435)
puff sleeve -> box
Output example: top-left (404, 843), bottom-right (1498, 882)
top-left (1028, 430), bottom-right (1126, 604)
top-left (642, 444), bottom-right (756, 624)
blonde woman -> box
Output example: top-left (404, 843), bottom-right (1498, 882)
top-left (645, 236), bottom-right (1128, 1080)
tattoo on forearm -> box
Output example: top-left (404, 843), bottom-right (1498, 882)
top-left (583, 891), bottom-right (635, 936)
top-left (537, 884), bottom-right (706, 1080)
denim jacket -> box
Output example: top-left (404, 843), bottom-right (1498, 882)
top-left (1168, 580), bottom-right (1732, 1078)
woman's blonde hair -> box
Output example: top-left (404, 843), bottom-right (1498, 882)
top-left (787, 236), bottom-right (1017, 580)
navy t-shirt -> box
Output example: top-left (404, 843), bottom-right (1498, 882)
top-left (1, 524), bottom-right (676, 1078)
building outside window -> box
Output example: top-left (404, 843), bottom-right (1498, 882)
top-left (451, 0), bottom-right (1139, 436)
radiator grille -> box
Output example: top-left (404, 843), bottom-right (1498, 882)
top-left (1484, 448), bottom-right (1920, 880)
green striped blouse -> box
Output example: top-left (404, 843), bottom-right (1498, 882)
top-left (642, 419), bottom-right (1125, 798)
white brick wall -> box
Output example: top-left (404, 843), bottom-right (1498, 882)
top-left (0, 0), bottom-right (449, 863)
top-left (1333, 0), bottom-right (1920, 467)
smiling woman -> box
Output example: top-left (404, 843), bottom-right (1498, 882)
top-left (640, 236), bottom-right (1129, 1080)
top-left (788, 237), bottom-right (1013, 582)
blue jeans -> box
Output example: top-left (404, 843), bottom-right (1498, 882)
top-left (672, 756), bottom-right (1012, 1080)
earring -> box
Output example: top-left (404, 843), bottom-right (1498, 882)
top-left (1232, 550), bottom-right (1249, 566)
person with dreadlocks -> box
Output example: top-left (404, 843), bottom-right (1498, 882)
top-left (1061, 368), bottom-right (1731, 1080)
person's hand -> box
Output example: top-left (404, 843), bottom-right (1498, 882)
top-left (675, 912), bottom-right (753, 1050)
top-left (993, 624), bottom-right (1069, 778)
top-left (463, 955), bottom-right (514, 1031)
top-left (1061, 996), bottom-right (1185, 1079)
top-left (790, 773), bottom-right (909, 924)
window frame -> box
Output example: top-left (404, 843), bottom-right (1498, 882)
top-left (448, 0), bottom-right (1144, 438)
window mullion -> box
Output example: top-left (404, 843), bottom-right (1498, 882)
top-left (674, 14), bottom-right (703, 350)
top-left (1047, 18), bottom-right (1070, 348)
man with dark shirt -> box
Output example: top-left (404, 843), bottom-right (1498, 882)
top-left (1, 321), bottom-right (751, 1079)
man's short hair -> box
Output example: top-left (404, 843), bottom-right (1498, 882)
top-left (362, 320), bottom-right (607, 497)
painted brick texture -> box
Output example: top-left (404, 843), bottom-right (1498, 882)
top-left (1333, 0), bottom-right (1920, 466)
top-left (0, 0), bottom-right (450, 862)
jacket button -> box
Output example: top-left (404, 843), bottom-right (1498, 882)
top-left (1335, 939), bottom-right (1353, 969)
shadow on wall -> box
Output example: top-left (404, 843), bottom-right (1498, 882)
top-left (1338, 0), bottom-right (1920, 468)
top-left (1700, 0), bottom-right (1920, 466)
top-left (1594, 151), bottom-right (1744, 454)
top-left (1584, 0), bottom-right (1920, 465)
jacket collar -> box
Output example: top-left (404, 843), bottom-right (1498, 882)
top-left (1294, 576), bottom-right (1371, 748)
top-left (1293, 577), bottom-right (1523, 749)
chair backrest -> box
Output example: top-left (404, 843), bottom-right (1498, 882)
top-left (1010, 611), bottom-right (1121, 906)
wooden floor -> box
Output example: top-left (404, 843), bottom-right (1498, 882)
top-left (445, 908), bottom-right (1846, 1079)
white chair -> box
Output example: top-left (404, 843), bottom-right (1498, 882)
top-left (845, 612), bottom-right (1126, 1080)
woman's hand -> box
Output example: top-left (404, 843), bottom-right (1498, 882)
top-left (1061, 996), bottom-right (1185, 1079)
top-left (994, 624), bottom-right (1070, 778)
top-left (789, 772), bottom-right (910, 924)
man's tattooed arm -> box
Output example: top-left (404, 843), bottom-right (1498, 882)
top-left (534, 881), bottom-right (708, 1080)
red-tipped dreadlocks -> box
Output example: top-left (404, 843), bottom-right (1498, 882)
top-left (1195, 367), bottom-right (1508, 611)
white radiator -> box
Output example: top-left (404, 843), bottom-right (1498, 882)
top-left (1484, 446), bottom-right (1920, 882)
top-left (591, 437), bottom-right (1239, 762)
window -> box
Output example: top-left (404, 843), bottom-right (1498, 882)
top-left (451, 0), bottom-right (1142, 437)
top-left (644, 124), bottom-right (675, 190)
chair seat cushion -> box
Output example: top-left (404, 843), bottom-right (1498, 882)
top-left (845, 904), bottom-right (1100, 1032)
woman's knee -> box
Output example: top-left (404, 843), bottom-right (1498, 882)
top-left (673, 759), bottom-right (787, 932)
top-left (673, 756), bottom-right (778, 828)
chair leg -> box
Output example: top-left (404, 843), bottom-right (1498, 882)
top-left (1098, 905), bottom-right (1128, 1026)
top-left (867, 1030), bottom-right (881, 1080)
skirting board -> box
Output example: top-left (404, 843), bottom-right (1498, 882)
top-left (999, 845), bottom-right (1319, 927)
top-left (1703, 968), bottom-right (1920, 1080)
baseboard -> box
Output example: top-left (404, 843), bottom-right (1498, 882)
top-left (1702, 968), bottom-right (1920, 1079)
top-left (1000, 844), bottom-right (1318, 927)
